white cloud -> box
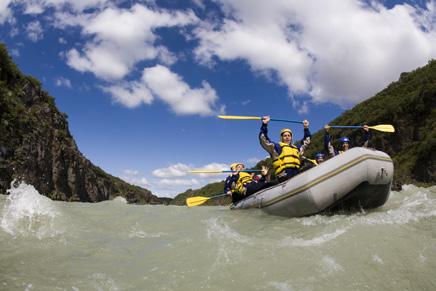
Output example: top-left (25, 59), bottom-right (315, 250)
top-left (26, 20), bottom-right (44, 42)
top-left (157, 178), bottom-right (200, 186)
top-left (20, 0), bottom-right (109, 15)
top-left (55, 77), bottom-right (72, 88)
top-left (61, 4), bottom-right (198, 80)
top-left (144, 162), bottom-right (230, 197)
top-left (102, 81), bottom-right (154, 108)
top-left (194, 0), bottom-right (436, 108)
top-left (120, 169), bottom-right (149, 188)
top-left (142, 65), bottom-right (220, 116)
top-left (152, 163), bottom-right (191, 178)
top-left (191, 0), bottom-right (205, 10)
top-left (152, 162), bottom-right (229, 179)
top-left (0, 0), bottom-right (13, 24)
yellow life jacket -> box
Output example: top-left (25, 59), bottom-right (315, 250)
top-left (273, 142), bottom-right (301, 175)
top-left (235, 172), bottom-right (254, 193)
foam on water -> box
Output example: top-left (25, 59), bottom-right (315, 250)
top-left (320, 256), bottom-right (345, 275)
top-left (112, 196), bottom-right (128, 204)
top-left (0, 182), bottom-right (63, 239)
top-left (205, 217), bottom-right (249, 244)
top-left (90, 273), bottom-right (119, 291)
top-left (204, 217), bottom-right (251, 266)
top-left (296, 185), bottom-right (436, 228)
top-left (128, 222), bottom-right (167, 239)
top-left (280, 227), bottom-right (349, 247)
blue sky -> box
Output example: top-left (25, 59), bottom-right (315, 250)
top-left (1, 0), bottom-right (435, 197)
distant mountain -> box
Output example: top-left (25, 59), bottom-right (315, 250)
top-left (171, 60), bottom-right (436, 206)
top-left (0, 43), bottom-right (162, 204)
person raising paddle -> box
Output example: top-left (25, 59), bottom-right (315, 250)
top-left (224, 163), bottom-right (269, 204)
top-left (259, 116), bottom-right (311, 183)
top-left (324, 124), bottom-right (371, 157)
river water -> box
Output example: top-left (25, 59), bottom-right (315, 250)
top-left (0, 182), bottom-right (435, 290)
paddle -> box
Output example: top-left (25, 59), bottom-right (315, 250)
top-left (330, 124), bottom-right (395, 133)
top-left (186, 193), bottom-right (229, 207)
top-left (217, 115), bottom-right (303, 124)
top-left (189, 169), bottom-right (262, 174)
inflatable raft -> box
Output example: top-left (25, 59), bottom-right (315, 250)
top-left (231, 147), bottom-right (394, 217)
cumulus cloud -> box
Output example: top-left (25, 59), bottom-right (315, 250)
top-left (61, 4), bottom-right (198, 80)
top-left (152, 162), bottom-right (229, 179)
top-left (152, 163), bottom-right (191, 178)
top-left (26, 20), bottom-right (44, 42)
top-left (157, 178), bottom-right (200, 186)
top-left (121, 169), bottom-right (149, 188)
top-left (55, 77), bottom-right (72, 88)
top-left (143, 65), bottom-right (220, 116)
top-left (102, 81), bottom-right (154, 108)
top-left (0, 0), bottom-right (13, 24)
top-left (20, 0), bottom-right (109, 15)
top-left (103, 64), bottom-right (220, 114)
top-left (194, 0), bottom-right (436, 108)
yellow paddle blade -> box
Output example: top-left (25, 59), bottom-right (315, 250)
top-left (368, 124), bottom-right (395, 133)
top-left (186, 196), bottom-right (210, 207)
top-left (217, 115), bottom-right (261, 120)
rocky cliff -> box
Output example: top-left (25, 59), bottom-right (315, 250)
top-left (0, 44), bottom-right (161, 204)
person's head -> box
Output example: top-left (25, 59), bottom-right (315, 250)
top-left (339, 137), bottom-right (350, 151)
top-left (231, 162), bottom-right (245, 171)
top-left (315, 152), bottom-right (325, 164)
top-left (280, 128), bottom-right (293, 144)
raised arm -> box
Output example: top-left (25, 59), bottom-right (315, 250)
top-left (259, 116), bottom-right (276, 156)
top-left (362, 125), bottom-right (371, 148)
top-left (324, 125), bottom-right (336, 157)
top-left (298, 119), bottom-right (311, 155)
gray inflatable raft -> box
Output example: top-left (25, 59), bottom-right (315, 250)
top-left (231, 147), bottom-right (394, 217)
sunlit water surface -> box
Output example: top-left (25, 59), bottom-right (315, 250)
top-left (1, 183), bottom-right (435, 290)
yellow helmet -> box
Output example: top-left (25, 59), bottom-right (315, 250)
top-left (230, 162), bottom-right (244, 170)
top-left (280, 128), bottom-right (292, 136)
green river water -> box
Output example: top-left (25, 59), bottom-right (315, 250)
top-left (1, 183), bottom-right (435, 290)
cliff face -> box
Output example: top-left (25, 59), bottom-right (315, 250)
top-left (0, 44), bottom-right (161, 204)
top-left (172, 60), bottom-right (436, 205)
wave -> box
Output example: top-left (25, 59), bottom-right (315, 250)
top-left (0, 182), bottom-right (63, 239)
top-left (280, 227), bottom-right (349, 247)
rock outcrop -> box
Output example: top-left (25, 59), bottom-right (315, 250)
top-left (0, 44), bottom-right (162, 204)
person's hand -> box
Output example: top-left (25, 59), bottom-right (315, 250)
top-left (324, 124), bottom-right (330, 132)
top-left (363, 125), bottom-right (369, 132)
top-left (303, 119), bottom-right (309, 128)
top-left (262, 116), bottom-right (270, 124)
top-left (226, 191), bottom-right (232, 196)
top-left (261, 165), bottom-right (269, 176)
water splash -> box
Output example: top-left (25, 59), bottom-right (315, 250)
top-left (297, 185), bottom-right (436, 227)
top-left (0, 182), bottom-right (63, 239)
top-left (112, 196), bottom-right (127, 204)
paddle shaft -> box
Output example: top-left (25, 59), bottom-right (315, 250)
top-left (270, 118), bottom-right (303, 124)
top-left (330, 125), bottom-right (365, 129)
top-left (217, 115), bottom-right (303, 124)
